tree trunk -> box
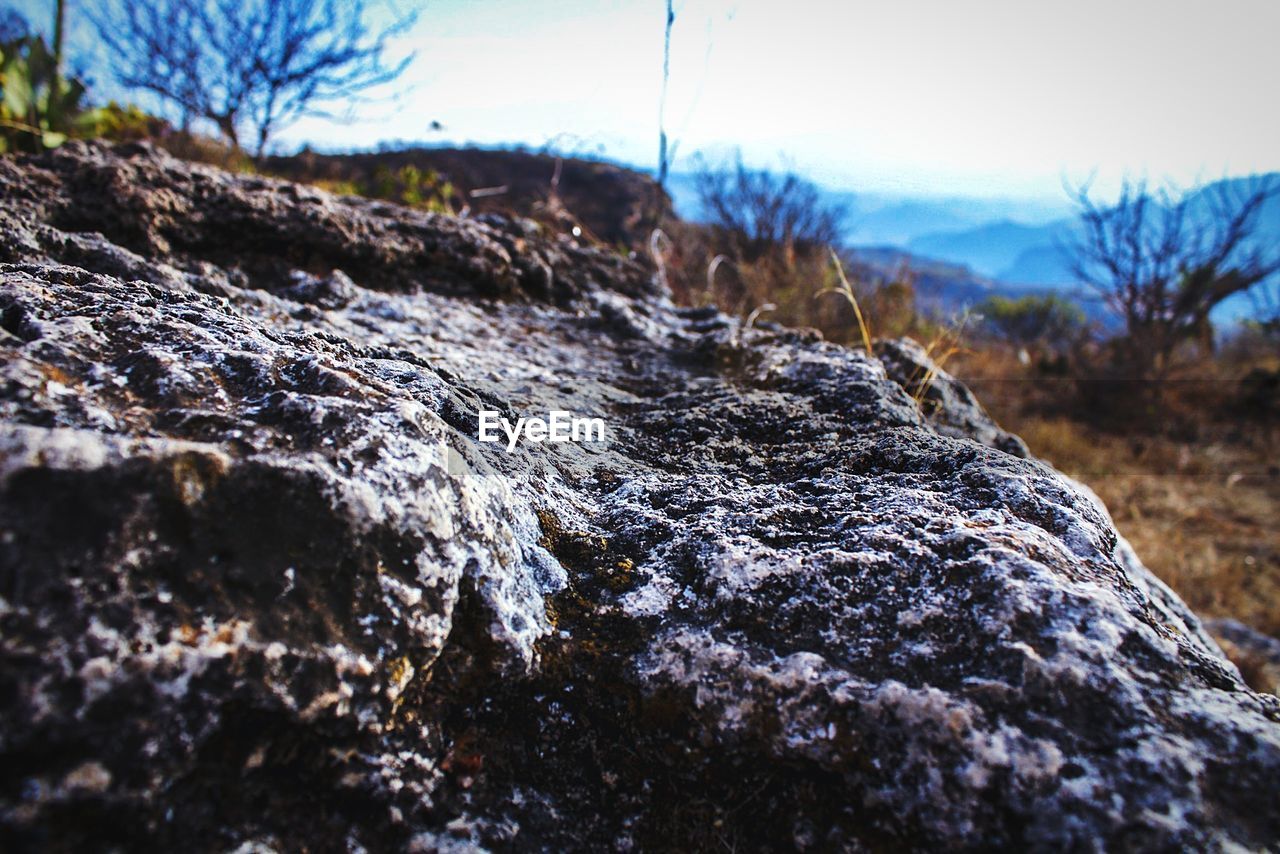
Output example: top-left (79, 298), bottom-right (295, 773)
top-left (52, 0), bottom-right (66, 77)
top-left (47, 0), bottom-right (67, 129)
top-left (210, 113), bottom-right (241, 152)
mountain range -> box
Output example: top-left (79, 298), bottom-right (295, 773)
top-left (668, 171), bottom-right (1280, 322)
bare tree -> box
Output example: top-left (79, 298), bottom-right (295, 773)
top-left (694, 153), bottom-right (846, 263)
top-left (93, 0), bottom-right (417, 157)
top-left (1067, 176), bottom-right (1280, 381)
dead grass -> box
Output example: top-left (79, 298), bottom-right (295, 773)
top-left (1015, 415), bottom-right (1280, 635)
top-left (952, 346), bottom-right (1280, 639)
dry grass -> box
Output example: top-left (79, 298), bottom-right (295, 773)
top-left (1014, 416), bottom-right (1280, 635)
top-left (953, 346), bottom-right (1280, 639)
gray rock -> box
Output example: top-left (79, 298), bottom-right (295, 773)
top-left (1206, 618), bottom-right (1280, 695)
top-left (876, 337), bottom-right (1030, 457)
top-left (1, 142), bottom-right (1277, 851)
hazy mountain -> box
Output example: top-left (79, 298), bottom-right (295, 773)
top-left (843, 195), bottom-right (1068, 246)
top-left (906, 220), bottom-right (1076, 281)
top-left (664, 172), bottom-right (1069, 247)
top-left (848, 246), bottom-right (1001, 314)
top-left (851, 246), bottom-right (1110, 322)
top-left (999, 243), bottom-right (1078, 286)
top-left (667, 168), bottom-right (1279, 323)
top-left (898, 174), bottom-right (1280, 306)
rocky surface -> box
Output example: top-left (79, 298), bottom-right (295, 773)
top-left (1, 142), bottom-right (1279, 851)
top-left (1207, 618), bottom-right (1280, 696)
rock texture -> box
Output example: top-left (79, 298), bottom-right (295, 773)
top-left (1207, 618), bottom-right (1280, 696)
top-left (1, 142), bottom-right (1278, 852)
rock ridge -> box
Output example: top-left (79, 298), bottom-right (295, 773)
top-left (0, 142), bottom-right (1277, 852)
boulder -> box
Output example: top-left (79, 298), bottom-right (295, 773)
top-left (1207, 617), bottom-right (1280, 696)
top-left (1, 142), bottom-right (1277, 851)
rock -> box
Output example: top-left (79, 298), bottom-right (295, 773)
top-left (1206, 618), bottom-right (1280, 695)
top-left (876, 337), bottom-right (1029, 458)
top-left (1, 142), bottom-right (1278, 851)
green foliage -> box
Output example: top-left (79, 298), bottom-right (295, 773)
top-left (77, 102), bottom-right (170, 142)
top-left (368, 165), bottom-right (456, 213)
top-left (1, 26), bottom-right (167, 154)
top-left (0, 33), bottom-right (86, 152)
top-left (978, 293), bottom-right (1086, 350)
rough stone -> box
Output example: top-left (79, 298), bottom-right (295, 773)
top-left (1207, 617), bottom-right (1280, 696)
top-left (1, 142), bottom-right (1278, 851)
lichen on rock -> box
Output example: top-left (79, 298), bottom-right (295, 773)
top-left (1, 142), bottom-right (1277, 851)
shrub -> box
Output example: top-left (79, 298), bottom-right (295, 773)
top-left (369, 165), bottom-right (457, 214)
top-left (977, 293), bottom-right (1087, 352)
top-left (81, 102), bottom-right (170, 143)
top-left (694, 153), bottom-right (845, 263)
top-left (0, 32), bottom-right (87, 152)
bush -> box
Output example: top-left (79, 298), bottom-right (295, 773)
top-left (977, 293), bottom-right (1087, 351)
top-left (694, 154), bottom-right (845, 263)
top-left (369, 165), bottom-right (457, 214)
top-left (81, 102), bottom-right (170, 143)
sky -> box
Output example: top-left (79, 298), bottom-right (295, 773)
top-left (271, 0), bottom-right (1280, 201)
top-left (22, 0), bottom-right (1280, 201)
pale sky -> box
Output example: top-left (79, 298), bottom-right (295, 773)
top-left (274, 0), bottom-right (1280, 199)
top-left (32, 0), bottom-right (1280, 199)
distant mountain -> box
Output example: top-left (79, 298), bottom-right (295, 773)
top-left (899, 174), bottom-right (1280, 310)
top-left (906, 220), bottom-right (1076, 281)
top-left (850, 246), bottom-right (1110, 323)
top-left (668, 167), bottom-right (1280, 324)
top-left (1185, 176), bottom-right (1280, 245)
top-left (849, 246), bottom-right (1000, 314)
top-left (664, 172), bottom-right (1069, 248)
top-left (843, 196), bottom-right (1069, 247)
top-left (843, 202), bottom-right (974, 246)
top-left (999, 243), bottom-right (1077, 286)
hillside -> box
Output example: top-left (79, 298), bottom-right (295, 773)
top-left (908, 220), bottom-right (1075, 281)
top-left (263, 145), bottom-right (671, 249)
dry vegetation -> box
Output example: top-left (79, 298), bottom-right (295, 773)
top-left (952, 346), bottom-right (1280, 637)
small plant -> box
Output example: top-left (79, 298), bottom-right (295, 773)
top-left (909, 310), bottom-right (975, 404)
top-left (368, 165), bottom-right (456, 213)
top-left (817, 249), bottom-right (874, 354)
top-left (0, 33), bottom-right (86, 152)
top-left (728, 301), bottom-right (776, 349)
top-left (650, 229), bottom-right (673, 292)
top-left (79, 101), bottom-right (169, 143)
top-left (978, 293), bottom-right (1086, 352)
